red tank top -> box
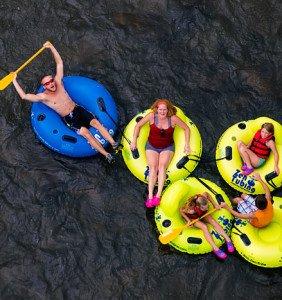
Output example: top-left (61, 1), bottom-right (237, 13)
top-left (187, 205), bottom-right (207, 220)
top-left (250, 129), bottom-right (274, 159)
top-left (148, 114), bottom-right (174, 149)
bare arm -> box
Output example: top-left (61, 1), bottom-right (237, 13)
top-left (172, 115), bottom-right (191, 154)
top-left (179, 207), bottom-right (191, 223)
top-left (130, 112), bottom-right (152, 150)
top-left (221, 202), bottom-right (253, 219)
top-left (267, 140), bottom-right (280, 175)
top-left (12, 76), bottom-right (44, 102)
top-left (44, 42), bottom-right (64, 81)
top-left (252, 172), bottom-right (272, 202)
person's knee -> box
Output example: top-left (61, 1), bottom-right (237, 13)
top-left (91, 118), bottom-right (101, 129)
top-left (78, 126), bottom-right (89, 136)
top-left (149, 165), bottom-right (158, 175)
top-left (158, 163), bottom-right (167, 173)
top-left (199, 223), bottom-right (208, 232)
top-left (237, 140), bottom-right (244, 152)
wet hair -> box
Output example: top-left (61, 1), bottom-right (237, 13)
top-left (262, 122), bottom-right (274, 135)
top-left (150, 98), bottom-right (177, 117)
top-left (196, 196), bottom-right (208, 207)
top-left (183, 194), bottom-right (207, 210)
top-left (40, 75), bottom-right (53, 85)
top-left (255, 194), bottom-right (268, 210)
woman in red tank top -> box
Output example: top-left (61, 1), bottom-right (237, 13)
top-left (237, 123), bottom-right (279, 176)
top-left (131, 99), bottom-right (191, 208)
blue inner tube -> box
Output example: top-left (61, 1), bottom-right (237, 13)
top-left (30, 76), bottom-right (118, 157)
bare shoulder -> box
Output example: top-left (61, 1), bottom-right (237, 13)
top-left (38, 92), bottom-right (56, 103)
top-left (171, 115), bottom-right (179, 121)
top-left (143, 112), bottom-right (154, 123)
top-left (54, 77), bottom-right (64, 88)
top-left (36, 92), bottom-right (47, 101)
top-left (266, 139), bottom-right (276, 147)
top-left (170, 114), bottom-right (180, 124)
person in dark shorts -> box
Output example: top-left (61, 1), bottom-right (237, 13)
top-left (63, 105), bottom-right (98, 131)
top-left (12, 42), bottom-right (118, 163)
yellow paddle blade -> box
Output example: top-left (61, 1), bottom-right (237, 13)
top-left (158, 225), bottom-right (185, 244)
top-left (0, 44), bottom-right (46, 91)
top-left (0, 72), bottom-right (15, 90)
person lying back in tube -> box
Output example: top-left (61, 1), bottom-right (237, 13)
top-left (12, 42), bottom-right (118, 163)
top-left (130, 99), bottom-right (191, 208)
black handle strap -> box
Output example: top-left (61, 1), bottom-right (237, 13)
top-left (194, 176), bottom-right (224, 204)
top-left (233, 225), bottom-right (251, 246)
top-left (97, 97), bottom-right (139, 159)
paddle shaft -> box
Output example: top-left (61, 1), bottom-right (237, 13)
top-left (0, 45), bottom-right (46, 91)
top-left (15, 46), bottom-right (45, 74)
top-left (159, 207), bottom-right (217, 244)
top-left (182, 207), bottom-right (217, 229)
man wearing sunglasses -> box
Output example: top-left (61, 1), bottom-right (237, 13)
top-left (12, 42), bottom-right (117, 163)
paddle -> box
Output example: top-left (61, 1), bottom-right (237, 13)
top-left (159, 207), bottom-right (217, 244)
top-left (176, 160), bottom-right (225, 205)
top-left (97, 97), bottom-right (139, 159)
top-left (0, 45), bottom-right (46, 90)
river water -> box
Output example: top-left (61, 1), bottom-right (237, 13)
top-left (0, 1), bottom-right (281, 299)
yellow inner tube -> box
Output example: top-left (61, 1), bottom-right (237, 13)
top-left (121, 107), bottom-right (202, 184)
top-left (231, 196), bottom-right (282, 268)
top-left (155, 177), bottom-right (233, 254)
top-left (216, 117), bottom-right (282, 194)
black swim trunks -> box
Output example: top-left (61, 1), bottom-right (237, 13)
top-left (63, 105), bottom-right (96, 131)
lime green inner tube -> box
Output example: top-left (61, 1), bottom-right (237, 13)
top-left (121, 107), bottom-right (202, 184)
top-left (216, 117), bottom-right (282, 194)
top-left (155, 177), bottom-right (233, 254)
top-left (231, 196), bottom-right (282, 268)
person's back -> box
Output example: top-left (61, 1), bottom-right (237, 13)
top-left (250, 197), bottom-right (273, 228)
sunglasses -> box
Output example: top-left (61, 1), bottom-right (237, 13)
top-left (43, 78), bottom-right (54, 86)
top-left (160, 129), bottom-right (165, 137)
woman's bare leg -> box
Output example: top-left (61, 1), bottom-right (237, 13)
top-left (146, 150), bottom-right (159, 199)
top-left (156, 150), bottom-right (174, 197)
top-left (204, 215), bottom-right (231, 243)
top-left (194, 221), bottom-right (219, 251)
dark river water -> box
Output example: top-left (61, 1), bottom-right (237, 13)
top-left (0, 1), bottom-right (281, 299)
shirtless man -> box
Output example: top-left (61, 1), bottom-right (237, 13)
top-left (12, 42), bottom-right (118, 163)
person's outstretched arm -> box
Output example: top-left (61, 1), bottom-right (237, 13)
top-left (43, 42), bottom-right (64, 81)
top-left (252, 172), bottom-right (272, 202)
top-left (267, 140), bottom-right (280, 175)
top-left (12, 74), bottom-right (45, 102)
top-left (220, 202), bottom-right (253, 219)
